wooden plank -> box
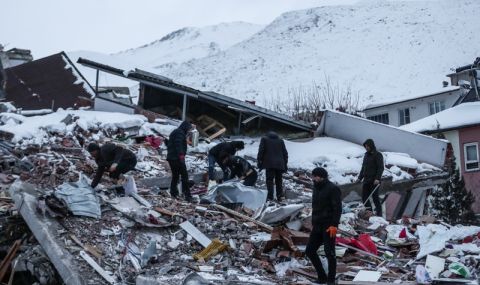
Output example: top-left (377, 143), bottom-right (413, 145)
top-left (337, 242), bottom-right (383, 261)
top-left (213, 204), bottom-right (273, 232)
top-left (208, 128), bottom-right (226, 140)
top-left (154, 206), bottom-right (176, 217)
top-left (0, 240), bottom-right (21, 280)
top-left (203, 122), bottom-right (217, 132)
top-left (79, 251), bottom-right (116, 284)
top-left (292, 268), bottom-right (318, 279)
top-left (70, 234), bottom-right (102, 260)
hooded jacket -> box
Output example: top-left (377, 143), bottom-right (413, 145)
top-left (91, 143), bottom-right (136, 187)
top-left (167, 121), bottom-right (192, 161)
top-left (311, 179), bottom-right (342, 227)
top-left (209, 141), bottom-right (245, 163)
top-left (358, 139), bottom-right (384, 182)
top-left (228, 156), bottom-right (254, 179)
top-left (257, 132), bottom-right (288, 171)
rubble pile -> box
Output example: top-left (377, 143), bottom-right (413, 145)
top-left (0, 109), bottom-right (476, 285)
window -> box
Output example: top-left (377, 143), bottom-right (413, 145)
top-left (367, 113), bottom-right (389, 124)
top-left (429, 101), bottom-right (446, 115)
top-left (464, 143), bottom-right (479, 171)
top-left (398, 108), bottom-right (410, 126)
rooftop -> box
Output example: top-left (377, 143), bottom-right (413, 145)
top-left (363, 86), bottom-right (461, 111)
top-left (400, 102), bottom-right (480, 133)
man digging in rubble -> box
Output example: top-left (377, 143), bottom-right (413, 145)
top-left (223, 155), bottom-right (258, 186)
top-left (166, 120), bottom-right (193, 202)
top-left (257, 131), bottom-right (288, 202)
top-left (88, 142), bottom-right (137, 188)
top-left (357, 138), bottom-right (384, 217)
top-left (207, 140), bottom-right (245, 185)
top-left (306, 167), bottom-right (341, 285)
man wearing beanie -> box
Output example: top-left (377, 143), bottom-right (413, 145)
top-left (305, 167), bottom-right (342, 285)
top-left (88, 142), bottom-right (137, 188)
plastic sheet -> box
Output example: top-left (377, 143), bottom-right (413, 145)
top-left (54, 175), bottom-right (101, 219)
top-left (202, 181), bottom-right (267, 211)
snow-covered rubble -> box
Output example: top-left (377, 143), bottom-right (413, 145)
top-left (238, 137), bottom-right (440, 185)
top-left (0, 110), bottom-right (147, 144)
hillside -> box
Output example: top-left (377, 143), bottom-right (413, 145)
top-left (153, 0), bottom-right (480, 108)
top-left (113, 22), bottom-right (264, 68)
top-left (68, 22), bottom-right (263, 89)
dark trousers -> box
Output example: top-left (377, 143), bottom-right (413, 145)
top-left (207, 155), bottom-right (229, 182)
top-left (266, 169), bottom-right (283, 200)
top-left (243, 169), bottom-right (258, 186)
top-left (305, 225), bottom-right (337, 283)
top-left (362, 181), bottom-right (382, 216)
top-left (110, 157), bottom-right (137, 179)
top-left (168, 159), bottom-right (191, 199)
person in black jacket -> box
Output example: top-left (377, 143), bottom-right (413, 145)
top-left (167, 121), bottom-right (193, 201)
top-left (306, 167), bottom-right (342, 285)
top-left (224, 155), bottom-right (257, 186)
top-left (257, 131), bottom-right (288, 201)
top-left (357, 138), bottom-right (384, 216)
top-left (88, 142), bottom-right (137, 188)
top-left (208, 141), bottom-right (245, 182)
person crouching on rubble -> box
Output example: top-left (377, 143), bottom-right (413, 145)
top-left (357, 138), bottom-right (384, 217)
top-left (88, 142), bottom-right (137, 188)
top-left (207, 140), bottom-right (245, 184)
top-left (306, 167), bottom-right (341, 285)
top-left (166, 120), bottom-right (194, 202)
top-left (223, 155), bottom-right (257, 186)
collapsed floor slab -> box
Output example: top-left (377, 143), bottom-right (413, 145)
top-left (9, 181), bottom-right (87, 285)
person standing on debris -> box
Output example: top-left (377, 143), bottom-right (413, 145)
top-left (88, 142), bottom-right (137, 188)
top-left (167, 121), bottom-right (193, 201)
top-left (207, 141), bottom-right (245, 183)
top-left (306, 167), bottom-right (341, 285)
top-left (257, 131), bottom-right (288, 201)
top-left (224, 155), bottom-right (258, 186)
top-left (357, 138), bottom-right (384, 216)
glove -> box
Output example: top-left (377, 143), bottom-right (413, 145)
top-left (326, 226), bottom-right (337, 238)
top-left (179, 154), bottom-right (185, 161)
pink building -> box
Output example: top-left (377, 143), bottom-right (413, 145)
top-left (401, 102), bottom-right (480, 211)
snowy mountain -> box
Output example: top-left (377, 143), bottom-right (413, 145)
top-left (153, 0), bottom-right (480, 108)
top-left (112, 22), bottom-right (264, 68)
top-left (68, 22), bottom-right (263, 89)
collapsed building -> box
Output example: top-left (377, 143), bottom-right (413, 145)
top-left (0, 55), bottom-right (479, 285)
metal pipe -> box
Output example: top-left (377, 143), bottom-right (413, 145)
top-left (182, 93), bottom-right (187, 121)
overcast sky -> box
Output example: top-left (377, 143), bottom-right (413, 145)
top-left (2, 0), bottom-right (359, 58)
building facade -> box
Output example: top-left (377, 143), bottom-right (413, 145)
top-left (401, 102), bottom-right (480, 212)
top-left (363, 87), bottom-right (464, 127)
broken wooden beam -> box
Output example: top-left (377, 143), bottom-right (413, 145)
top-left (213, 204), bottom-right (273, 232)
top-left (0, 240), bottom-right (21, 280)
top-left (79, 251), bottom-right (116, 284)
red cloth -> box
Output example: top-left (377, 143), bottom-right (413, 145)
top-left (399, 228), bottom-right (407, 239)
top-left (145, 136), bottom-right (163, 149)
top-left (336, 233), bottom-right (378, 255)
top-left (463, 236), bottom-right (474, 243)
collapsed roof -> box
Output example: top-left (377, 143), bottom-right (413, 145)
top-left (76, 57), bottom-right (313, 135)
top-left (4, 52), bottom-right (94, 111)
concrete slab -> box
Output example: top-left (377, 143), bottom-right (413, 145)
top-left (9, 181), bottom-right (87, 285)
